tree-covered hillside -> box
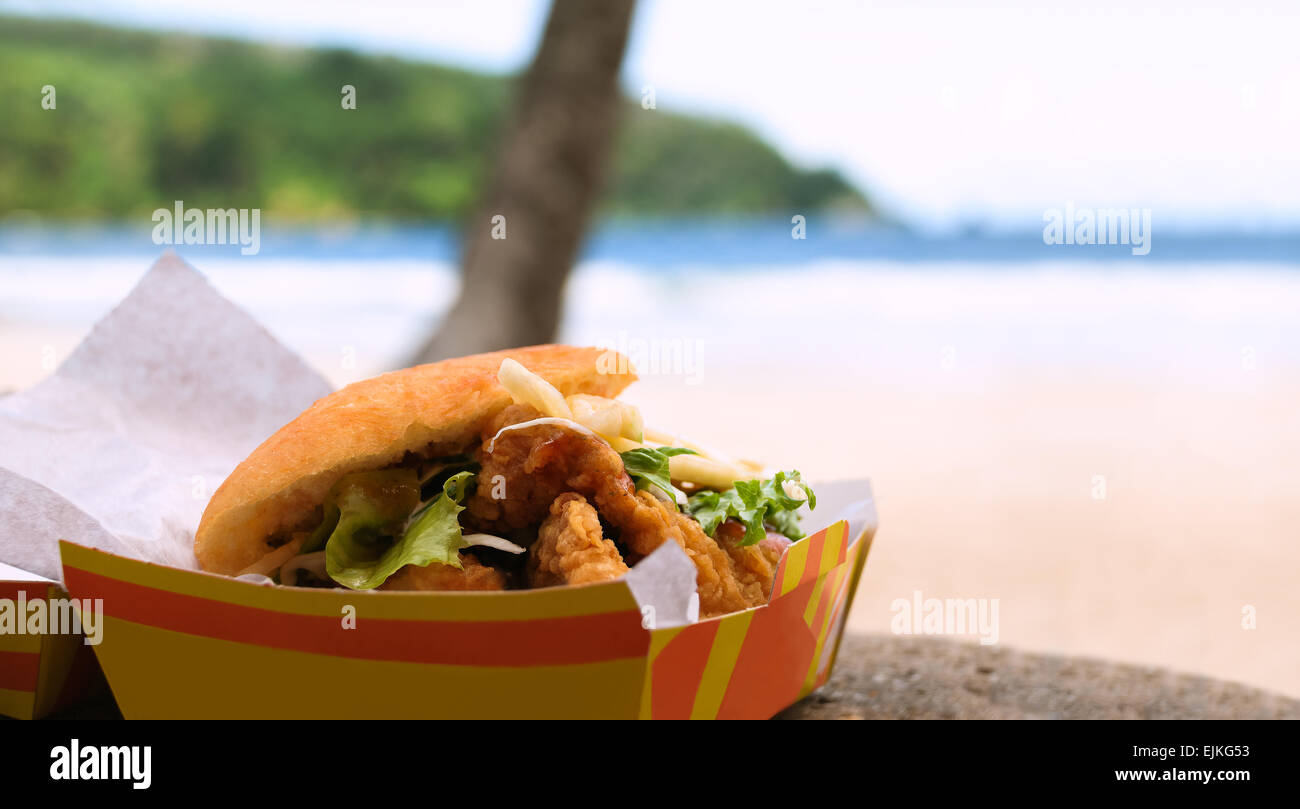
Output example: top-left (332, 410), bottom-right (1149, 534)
top-left (0, 16), bottom-right (872, 219)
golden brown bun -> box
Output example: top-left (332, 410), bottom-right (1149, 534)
top-left (194, 345), bottom-right (635, 577)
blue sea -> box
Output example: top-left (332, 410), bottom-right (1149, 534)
top-left (4, 219), bottom-right (1299, 265)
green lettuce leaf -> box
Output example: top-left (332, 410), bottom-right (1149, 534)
top-left (302, 469), bottom-right (419, 555)
top-left (619, 446), bottom-right (697, 504)
top-left (686, 470), bottom-right (816, 546)
top-left (323, 470), bottom-right (475, 590)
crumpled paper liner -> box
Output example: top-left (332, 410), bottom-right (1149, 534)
top-left (0, 253), bottom-right (331, 581)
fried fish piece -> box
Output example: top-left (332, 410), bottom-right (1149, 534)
top-left (465, 404), bottom-right (659, 540)
top-left (381, 552), bottom-right (507, 591)
top-left (601, 488), bottom-right (750, 617)
top-left (529, 493), bottom-right (629, 587)
top-left (715, 521), bottom-right (791, 607)
top-left (463, 405), bottom-right (590, 536)
top-left (468, 405), bottom-right (750, 617)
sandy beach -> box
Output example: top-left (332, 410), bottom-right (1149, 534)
top-left (626, 371), bottom-right (1300, 699)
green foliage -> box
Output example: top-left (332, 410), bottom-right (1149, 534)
top-left (609, 112), bottom-right (867, 214)
top-left (0, 16), bottom-right (871, 219)
top-left (687, 471), bottom-right (816, 546)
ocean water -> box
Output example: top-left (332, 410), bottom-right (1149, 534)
top-left (2, 222), bottom-right (1298, 391)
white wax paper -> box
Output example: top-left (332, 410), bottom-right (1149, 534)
top-left (0, 253), bottom-right (332, 581)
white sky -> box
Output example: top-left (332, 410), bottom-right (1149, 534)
top-left (4, 0), bottom-right (1298, 229)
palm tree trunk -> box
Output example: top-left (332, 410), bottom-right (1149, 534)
top-left (411, 0), bottom-right (637, 364)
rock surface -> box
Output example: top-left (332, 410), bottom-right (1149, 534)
top-left (778, 633), bottom-right (1300, 719)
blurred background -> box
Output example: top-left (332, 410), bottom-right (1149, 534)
top-left (1, 1), bottom-right (1297, 696)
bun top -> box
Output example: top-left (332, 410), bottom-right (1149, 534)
top-left (194, 345), bottom-right (635, 575)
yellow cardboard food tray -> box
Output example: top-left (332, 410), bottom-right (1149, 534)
top-left (0, 566), bottom-right (108, 720)
top-left (56, 484), bottom-right (876, 719)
